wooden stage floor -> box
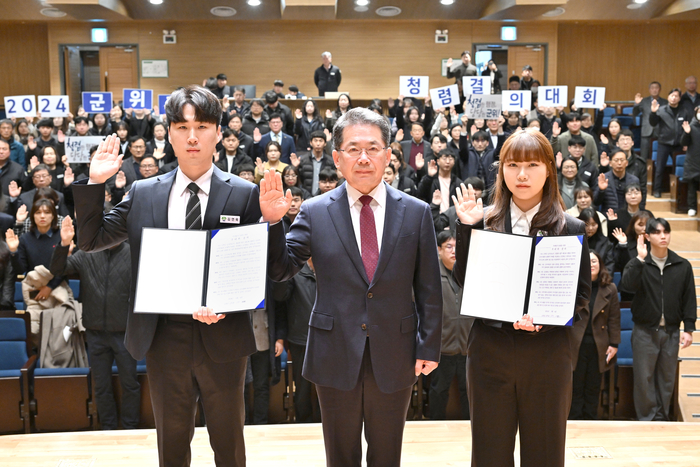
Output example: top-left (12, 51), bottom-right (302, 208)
top-left (2, 421), bottom-right (700, 466)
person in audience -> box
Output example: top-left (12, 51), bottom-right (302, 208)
top-left (282, 165), bottom-right (311, 199)
top-left (146, 122), bottom-right (175, 169)
top-left (448, 123), bottom-right (464, 153)
top-left (598, 148), bottom-right (641, 213)
top-left (291, 130), bottom-right (334, 195)
top-left (254, 113), bottom-right (295, 164)
top-left (620, 218), bottom-right (696, 421)
top-left (50, 216), bottom-right (140, 430)
top-left (611, 129), bottom-right (647, 206)
top-left (0, 139), bottom-right (27, 197)
top-left (13, 118), bottom-right (34, 149)
top-left (224, 114), bottom-right (254, 158)
top-left (212, 73), bottom-right (231, 99)
top-left (68, 116), bottom-right (91, 137)
top-left (520, 65), bottom-right (535, 90)
top-left (484, 117), bottom-right (508, 158)
top-left (569, 249), bottom-right (620, 420)
top-left (31, 146), bottom-right (67, 193)
top-left (0, 240), bottom-right (14, 310)
top-left (272, 253), bottom-right (321, 423)
top-left (432, 177), bottom-right (484, 233)
top-left (294, 100), bottom-right (325, 152)
top-left (314, 51), bottom-right (342, 97)
top-left (418, 149), bottom-right (462, 211)
top-left (281, 186), bottom-right (305, 229)
top-left (0, 119), bottom-right (27, 170)
top-left (451, 129), bottom-right (590, 467)
top-left (325, 93), bottom-right (352, 130)
top-left (390, 146), bottom-right (416, 183)
top-left (263, 91), bottom-right (294, 136)
top-left (559, 156), bottom-right (589, 210)
top-left (566, 187), bottom-right (607, 235)
top-left (124, 107), bottom-right (155, 141)
top-left (90, 113), bottom-right (112, 136)
top-left (599, 118), bottom-right (621, 153)
top-left (286, 85), bottom-right (305, 100)
top-left (508, 75), bottom-right (521, 90)
top-left (112, 136), bottom-right (148, 190)
top-left (429, 230), bottom-right (471, 421)
top-left (262, 106), bottom-right (442, 467)
top-left (395, 98), bottom-right (434, 146)
top-left (314, 168), bottom-right (339, 196)
top-left (607, 183), bottom-right (653, 246)
top-left (649, 88), bottom-right (691, 197)
top-left (458, 130), bottom-right (497, 195)
top-left (611, 210), bottom-right (654, 295)
top-left (254, 141), bottom-right (288, 185)
top-left (113, 121), bottom-right (130, 156)
top-left (680, 76), bottom-right (698, 116)
top-left (537, 106), bottom-right (561, 139)
top-left (266, 79), bottom-right (285, 100)
top-left (25, 119), bottom-right (61, 163)
top-left (446, 51), bottom-right (477, 93)
top-left (634, 81), bottom-right (667, 161)
top-left (13, 164), bottom-right (70, 216)
top-left (562, 135), bottom-right (598, 190)
top-left (579, 207), bottom-right (614, 275)
top-left (241, 99), bottom-right (271, 137)
top-left (400, 122), bottom-right (433, 173)
top-left (680, 108), bottom-right (700, 216)
top-left (383, 159), bottom-right (417, 197)
top-left (482, 60), bottom-right (502, 94)
top-left (227, 86), bottom-right (250, 117)
top-left (429, 133), bottom-right (448, 159)
top-left (6, 198), bottom-right (64, 337)
top-left (216, 128), bottom-right (253, 175)
top-left (138, 155), bottom-right (160, 180)
top-left (552, 113), bottom-right (599, 166)
top-left (232, 164), bottom-right (254, 184)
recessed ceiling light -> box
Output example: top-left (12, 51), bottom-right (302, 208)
top-left (627, 3), bottom-right (642, 9)
top-left (210, 6), bottom-right (237, 17)
top-left (149, 0), bottom-right (163, 5)
top-left (354, 6), bottom-right (369, 12)
top-left (356, 0), bottom-right (369, 6)
top-left (634, 0), bottom-right (648, 3)
top-left (376, 6), bottom-right (401, 16)
top-left (440, 0), bottom-right (455, 5)
top-left (542, 7), bottom-right (565, 17)
top-left (247, 0), bottom-right (261, 6)
top-left (40, 8), bottom-right (67, 17)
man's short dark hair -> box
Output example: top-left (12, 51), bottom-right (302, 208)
top-left (669, 88), bottom-right (681, 97)
top-left (471, 130), bottom-right (489, 141)
top-left (310, 130), bottom-right (326, 143)
top-left (436, 230), bottom-right (455, 247)
top-left (73, 116), bottom-right (89, 126)
top-left (650, 81), bottom-right (661, 89)
top-left (568, 135), bottom-right (586, 147)
top-left (233, 86), bottom-right (246, 94)
top-left (229, 113), bottom-right (242, 122)
top-left (438, 148), bottom-right (455, 159)
top-left (263, 91), bottom-right (279, 104)
top-left (619, 129), bottom-right (634, 139)
top-left (461, 51), bottom-right (471, 58)
top-left (646, 217), bottom-right (671, 235)
top-left (567, 112), bottom-right (581, 122)
top-left (431, 134), bottom-right (448, 145)
top-left (464, 176), bottom-right (485, 191)
top-left (508, 76), bottom-right (520, 84)
top-left (165, 85), bottom-right (222, 127)
top-left (140, 155), bottom-right (157, 166)
top-left (129, 135), bottom-right (147, 147)
top-left (289, 186), bottom-right (303, 198)
top-left (318, 168), bottom-right (338, 182)
top-left (274, 80), bottom-right (284, 87)
top-left (0, 119), bottom-right (12, 128)
top-left (0, 139), bottom-right (10, 148)
top-left (289, 85), bottom-right (299, 93)
top-left (523, 65), bottom-right (533, 71)
top-left (385, 163), bottom-right (396, 174)
top-left (37, 119), bottom-right (54, 129)
top-left (249, 98), bottom-right (265, 109)
top-left (216, 73), bottom-right (227, 81)
top-left (236, 163), bottom-right (255, 176)
top-left (222, 128), bottom-right (239, 140)
top-left (410, 122), bottom-right (424, 132)
top-left (610, 148), bottom-right (627, 160)
top-left (32, 164), bottom-right (50, 176)
top-left (268, 113), bottom-right (283, 122)
top-left (333, 108), bottom-right (391, 150)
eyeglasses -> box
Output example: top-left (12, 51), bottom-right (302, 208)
top-left (140, 164), bottom-right (157, 169)
top-left (131, 145), bottom-right (146, 150)
top-left (338, 146), bottom-right (388, 158)
top-left (442, 244), bottom-right (455, 251)
top-left (33, 173), bottom-right (50, 180)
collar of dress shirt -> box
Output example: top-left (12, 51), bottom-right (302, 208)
top-left (174, 164), bottom-right (214, 198)
top-left (346, 180), bottom-right (387, 210)
top-left (510, 199), bottom-right (540, 230)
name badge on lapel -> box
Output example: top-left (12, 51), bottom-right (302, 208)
top-left (220, 215), bottom-right (240, 224)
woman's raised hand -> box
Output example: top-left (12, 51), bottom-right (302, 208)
top-left (452, 183), bottom-right (483, 225)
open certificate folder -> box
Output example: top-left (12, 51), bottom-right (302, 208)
top-left (133, 223), bottom-right (268, 314)
top-left (459, 229), bottom-right (583, 326)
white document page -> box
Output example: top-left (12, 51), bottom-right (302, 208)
top-left (206, 223), bottom-right (268, 313)
top-left (528, 235), bottom-right (582, 326)
top-left (134, 229), bottom-right (208, 314)
top-left (460, 229), bottom-right (533, 322)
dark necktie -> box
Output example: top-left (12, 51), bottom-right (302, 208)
top-left (185, 182), bottom-right (202, 230)
top-left (359, 195), bottom-right (379, 283)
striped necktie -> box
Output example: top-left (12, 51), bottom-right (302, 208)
top-left (185, 182), bottom-right (202, 230)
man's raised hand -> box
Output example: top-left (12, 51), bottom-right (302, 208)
top-left (61, 216), bottom-right (75, 246)
top-left (89, 134), bottom-right (124, 184)
top-left (259, 170), bottom-right (292, 224)
top-left (452, 183), bottom-right (483, 225)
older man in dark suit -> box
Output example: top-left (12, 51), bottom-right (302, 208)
top-left (72, 85), bottom-right (260, 467)
top-left (633, 82), bottom-right (668, 161)
top-left (260, 108), bottom-right (442, 467)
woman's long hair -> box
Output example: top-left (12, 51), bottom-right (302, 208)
top-left (486, 129), bottom-right (566, 235)
top-left (589, 249), bottom-right (612, 287)
top-left (626, 210), bottom-right (654, 241)
top-left (578, 207), bottom-right (604, 244)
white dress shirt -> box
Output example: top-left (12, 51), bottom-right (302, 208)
top-left (168, 166), bottom-right (214, 229)
top-left (509, 200), bottom-right (541, 236)
top-left (346, 181), bottom-right (387, 255)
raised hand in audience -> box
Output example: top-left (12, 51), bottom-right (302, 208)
top-left (290, 153), bottom-right (300, 167)
top-left (89, 134), bottom-right (124, 184)
top-left (324, 128), bottom-right (332, 141)
top-left (253, 127), bottom-right (262, 143)
top-left (555, 151), bottom-right (563, 169)
top-left (431, 189), bottom-right (442, 206)
top-left (598, 173), bottom-right (609, 191)
top-left (394, 129), bottom-right (403, 142)
top-left (650, 99), bottom-right (659, 113)
top-left (600, 134), bottom-right (609, 145)
top-left (519, 108), bottom-right (529, 118)
top-left (446, 58), bottom-right (453, 68)
top-left (295, 108), bottom-right (303, 120)
top-left (62, 155), bottom-right (69, 167)
top-left (452, 183), bottom-right (483, 226)
top-left (683, 121), bottom-right (691, 134)
top-left (259, 169), bottom-right (292, 224)
top-left (29, 156), bottom-right (40, 170)
top-left (415, 152), bottom-right (424, 170)
top-left (27, 136), bottom-right (37, 151)
top-left (427, 159), bottom-right (438, 177)
top-left (57, 130), bottom-right (65, 143)
top-left (63, 167), bottom-right (74, 186)
top-left (153, 147), bottom-right (165, 160)
top-left (115, 171), bottom-right (127, 189)
top-left (552, 121), bottom-right (561, 137)
top-left (255, 157), bottom-right (265, 175)
top-left (470, 124), bottom-right (477, 136)
top-left (60, 215), bottom-right (75, 246)
top-left (222, 96), bottom-right (230, 111)
top-left (8, 181), bottom-right (21, 198)
top-left (634, 93), bottom-right (643, 105)
top-left (611, 227), bottom-right (627, 244)
top-left (606, 208), bottom-right (618, 221)
top-left (599, 152), bottom-right (609, 167)
top-left (636, 233), bottom-right (647, 260)
top-left (16, 205), bottom-right (28, 224)
top-left (5, 229), bottom-right (19, 253)
top-left (326, 109), bottom-right (333, 118)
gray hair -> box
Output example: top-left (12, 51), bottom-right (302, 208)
top-left (321, 51), bottom-right (332, 59)
top-left (333, 107), bottom-right (391, 150)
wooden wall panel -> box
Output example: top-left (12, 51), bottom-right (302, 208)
top-left (0, 23), bottom-right (50, 101)
top-left (557, 22), bottom-right (700, 101)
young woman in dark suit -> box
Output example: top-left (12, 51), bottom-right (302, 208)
top-left (451, 128), bottom-right (591, 467)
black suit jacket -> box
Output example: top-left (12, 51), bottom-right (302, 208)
top-left (73, 166), bottom-right (261, 361)
top-left (267, 182), bottom-right (443, 393)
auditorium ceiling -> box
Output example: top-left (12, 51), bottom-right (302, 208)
top-left (4, 0), bottom-right (699, 22)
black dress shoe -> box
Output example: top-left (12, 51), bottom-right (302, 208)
top-left (653, 191), bottom-right (662, 198)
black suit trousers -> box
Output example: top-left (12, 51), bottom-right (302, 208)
top-left (147, 317), bottom-right (247, 467)
top-left (467, 320), bottom-right (572, 467)
top-left (315, 339), bottom-right (412, 467)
